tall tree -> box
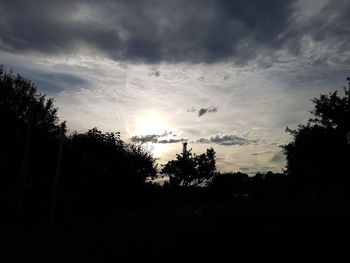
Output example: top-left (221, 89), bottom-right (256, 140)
top-left (0, 66), bottom-right (63, 219)
top-left (282, 78), bottom-right (350, 187)
top-left (161, 142), bottom-right (216, 187)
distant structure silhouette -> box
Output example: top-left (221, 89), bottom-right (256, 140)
top-left (182, 141), bottom-right (188, 156)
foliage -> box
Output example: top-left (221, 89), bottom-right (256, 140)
top-left (61, 127), bottom-right (158, 216)
top-left (124, 143), bottom-right (158, 182)
top-left (161, 143), bottom-right (216, 187)
top-left (0, 65), bottom-right (63, 171)
top-left (0, 66), bottom-right (66, 223)
top-left (0, 66), bottom-right (158, 222)
top-left (282, 78), bottom-right (350, 186)
top-left (64, 128), bottom-right (156, 182)
top-left (0, 68), bottom-right (62, 171)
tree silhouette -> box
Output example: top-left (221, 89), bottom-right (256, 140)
top-left (0, 66), bottom-right (159, 222)
top-left (161, 142), bottom-right (216, 187)
top-left (60, 127), bottom-right (158, 217)
top-left (282, 78), bottom-right (350, 190)
top-left (0, 66), bottom-right (64, 220)
top-left (0, 66), bottom-right (62, 173)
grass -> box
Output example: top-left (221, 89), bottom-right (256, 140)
top-left (1, 199), bottom-right (350, 262)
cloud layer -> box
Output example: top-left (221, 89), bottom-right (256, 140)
top-left (1, 0), bottom-right (349, 66)
top-left (2, 0), bottom-right (349, 68)
top-left (1, 0), bottom-right (349, 174)
top-left (0, 0), bottom-right (329, 64)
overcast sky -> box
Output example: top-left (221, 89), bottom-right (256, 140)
top-left (1, 0), bottom-right (349, 174)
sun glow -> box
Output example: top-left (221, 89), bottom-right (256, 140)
top-left (134, 111), bottom-right (172, 157)
top-left (145, 143), bottom-right (168, 158)
top-left (135, 111), bottom-right (170, 136)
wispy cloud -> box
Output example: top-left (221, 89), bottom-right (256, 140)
top-left (239, 166), bottom-right (274, 175)
top-left (251, 150), bottom-right (275, 156)
top-left (187, 107), bottom-right (196, 113)
top-left (196, 134), bottom-right (258, 146)
top-left (157, 138), bottom-right (188, 144)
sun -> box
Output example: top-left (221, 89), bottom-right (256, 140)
top-left (146, 143), bottom-right (168, 158)
top-left (135, 111), bottom-right (170, 136)
top-left (134, 111), bottom-right (171, 157)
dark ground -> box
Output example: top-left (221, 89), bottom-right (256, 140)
top-left (1, 198), bottom-right (349, 262)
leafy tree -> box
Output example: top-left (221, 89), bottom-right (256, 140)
top-left (0, 66), bottom-right (65, 221)
top-left (0, 66), bottom-right (62, 173)
top-left (61, 127), bottom-right (158, 215)
top-left (282, 78), bottom-right (350, 187)
top-left (124, 143), bottom-right (158, 184)
top-left (0, 66), bottom-right (158, 221)
top-left (161, 142), bottom-right (216, 187)
top-left (63, 128), bottom-right (157, 184)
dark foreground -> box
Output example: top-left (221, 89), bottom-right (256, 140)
top-left (1, 199), bottom-right (349, 262)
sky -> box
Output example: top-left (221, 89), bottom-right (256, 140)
top-left (0, 0), bottom-right (349, 174)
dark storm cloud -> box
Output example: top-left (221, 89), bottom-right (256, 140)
top-left (198, 107), bottom-right (217, 117)
top-left (0, 0), bottom-right (298, 64)
top-left (304, 0), bottom-right (350, 50)
top-left (282, 0), bottom-right (350, 58)
top-left (196, 134), bottom-right (258, 146)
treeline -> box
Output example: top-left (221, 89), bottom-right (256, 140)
top-left (207, 171), bottom-right (286, 200)
top-left (159, 142), bottom-right (287, 202)
top-left (0, 67), bottom-right (157, 225)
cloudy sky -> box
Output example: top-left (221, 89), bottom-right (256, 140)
top-left (1, 0), bottom-right (349, 174)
